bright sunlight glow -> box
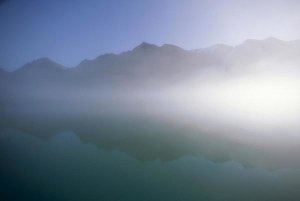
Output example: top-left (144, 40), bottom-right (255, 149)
top-left (210, 73), bottom-right (300, 125)
top-left (172, 72), bottom-right (300, 129)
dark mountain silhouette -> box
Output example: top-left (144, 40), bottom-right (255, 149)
top-left (70, 41), bottom-right (220, 86)
top-left (6, 38), bottom-right (299, 83)
top-left (2, 37), bottom-right (300, 96)
top-left (14, 57), bottom-right (65, 79)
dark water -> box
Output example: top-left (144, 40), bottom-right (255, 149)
top-left (1, 129), bottom-right (300, 201)
top-left (1, 93), bottom-right (300, 201)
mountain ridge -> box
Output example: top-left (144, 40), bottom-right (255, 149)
top-left (2, 37), bottom-right (300, 87)
top-left (10, 37), bottom-right (297, 72)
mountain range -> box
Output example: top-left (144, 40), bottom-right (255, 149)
top-left (2, 37), bottom-right (300, 88)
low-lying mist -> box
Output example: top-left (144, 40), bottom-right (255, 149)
top-left (2, 60), bottom-right (300, 170)
top-left (2, 39), bottom-right (300, 200)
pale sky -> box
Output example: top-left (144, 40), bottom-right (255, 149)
top-left (0, 0), bottom-right (300, 70)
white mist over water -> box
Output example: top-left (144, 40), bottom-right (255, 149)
top-left (131, 71), bottom-right (300, 131)
top-left (2, 39), bottom-right (300, 170)
top-left (118, 67), bottom-right (300, 163)
top-left (174, 72), bottom-right (300, 128)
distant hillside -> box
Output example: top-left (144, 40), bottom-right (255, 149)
top-left (2, 38), bottom-right (300, 88)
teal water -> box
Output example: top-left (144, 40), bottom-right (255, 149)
top-left (1, 130), bottom-right (300, 201)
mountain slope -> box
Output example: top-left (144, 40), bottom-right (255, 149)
top-left (2, 38), bottom-right (300, 87)
top-left (15, 57), bottom-right (65, 77)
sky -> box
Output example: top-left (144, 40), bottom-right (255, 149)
top-left (1, 0), bottom-right (300, 70)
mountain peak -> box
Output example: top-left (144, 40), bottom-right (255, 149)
top-left (241, 39), bottom-right (260, 45)
top-left (35, 57), bottom-right (52, 62)
top-left (263, 37), bottom-right (282, 42)
top-left (239, 37), bottom-right (284, 47)
top-left (23, 57), bottom-right (58, 66)
top-left (17, 57), bottom-right (65, 73)
top-left (133, 42), bottom-right (159, 51)
top-left (161, 44), bottom-right (183, 50)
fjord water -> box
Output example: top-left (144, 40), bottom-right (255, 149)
top-left (1, 130), bottom-right (300, 201)
top-left (2, 81), bottom-right (300, 201)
